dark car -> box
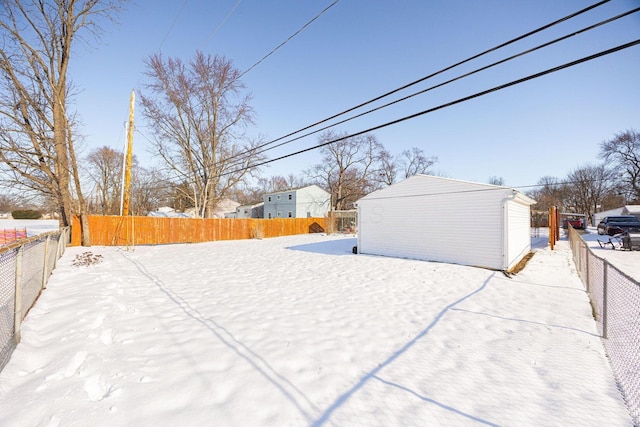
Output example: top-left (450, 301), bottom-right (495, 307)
top-left (597, 215), bottom-right (640, 236)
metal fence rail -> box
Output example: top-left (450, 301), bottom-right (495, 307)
top-left (568, 226), bottom-right (640, 426)
top-left (0, 227), bottom-right (70, 371)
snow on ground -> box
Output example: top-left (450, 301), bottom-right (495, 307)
top-left (578, 227), bottom-right (640, 282)
top-left (0, 233), bottom-right (633, 426)
top-left (0, 219), bottom-right (59, 238)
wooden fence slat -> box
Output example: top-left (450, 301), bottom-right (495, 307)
top-left (71, 215), bottom-right (327, 246)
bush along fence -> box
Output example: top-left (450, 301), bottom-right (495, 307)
top-left (70, 215), bottom-right (327, 246)
top-left (0, 227), bottom-right (70, 372)
top-left (567, 226), bottom-right (640, 426)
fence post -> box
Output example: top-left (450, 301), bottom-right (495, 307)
top-left (14, 246), bottom-right (24, 343)
top-left (42, 234), bottom-right (51, 289)
top-left (584, 240), bottom-right (590, 293)
top-left (602, 260), bottom-right (608, 339)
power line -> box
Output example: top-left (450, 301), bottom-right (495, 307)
top-left (238, 0), bottom-right (340, 79)
top-left (135, 0), bottom-right (338, 166)
top-left (219, 0), bottom-right (612, 168)
top-left (136, 2), bottom-right (634, 192)
top-left (356, 177), bottom-right (622, 202)
top-left (158, 0), bottom-right (190, 52)
top-left (139, 37), bottom-right (640, 192)
top-left (225, 39), bottom-right (640, 176)
top-left (221, 6), bottom-right (639, 171)
top-left (203, 0), bottom-right (243, 48)
top-left (141, 39), bottom-right (640, 192)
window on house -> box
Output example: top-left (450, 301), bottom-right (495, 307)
top-left (288, 211), bottom-right (292, 218)
top-left (268, 212), bottom-right (272, 219)
top-left (277, 195), bottom-right (281, 200)
top-left (268, 196), bottom-right (271, 202)
top-left (277, 211), bottom-right (282, 217)
top-left (288, 194), bottom-right (292, 200)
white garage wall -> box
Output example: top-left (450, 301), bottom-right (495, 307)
top-left (506, 196), bottom-right (533, 270)
top-left (357, 176), bottom-right (511, 270)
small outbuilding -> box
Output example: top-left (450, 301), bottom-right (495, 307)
top-left (356, 175), bottom-right (536, 271)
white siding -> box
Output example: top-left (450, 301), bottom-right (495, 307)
top-left (264, 185), bottom-right (329, 218)
top-left (357, 175), bottom-right (535, 270)
top-left (506, 197), bottom-right (532, 270)
top-left (295, 185), bottom-right (330, 218)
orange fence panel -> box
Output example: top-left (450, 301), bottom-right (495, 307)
top-left (71, 215), bottom-right (327, 246)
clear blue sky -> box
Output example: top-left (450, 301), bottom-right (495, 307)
top-left (71, 0), bottom-right (640, 189)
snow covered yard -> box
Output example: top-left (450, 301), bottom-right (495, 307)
top-left (578, 227), bottom-right (640, 282)
top-left (0, 234), bottom-right (632, 426)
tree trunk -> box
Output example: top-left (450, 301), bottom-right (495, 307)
top-left (80, 214), bottom-right (91, 247)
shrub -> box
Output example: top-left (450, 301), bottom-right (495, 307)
top-left (72, 252), bottom-right (104, 267)
top-left (11, 209), bottom-right (42, 219)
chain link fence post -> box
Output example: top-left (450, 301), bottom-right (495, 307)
top-left (13, 246), bottom-right (23, 344)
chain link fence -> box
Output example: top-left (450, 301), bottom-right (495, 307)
top-left (0, 227), bottom-right (70, 371)
top-left (326, 210), bottom-right (357, 234)
top-left (568, 226), bottom-right (640, 426)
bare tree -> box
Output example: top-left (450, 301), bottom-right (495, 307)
top-left (140, 51), bottom-right (265, 218)
top-left (0, 194), bottom-right (20, 212)
top-left (306, 131), bottom-right (384, 210)
top-left (599, 129), bottom-right (640, 202)
top-left (527, 176), bottom-right (567, 212)
top-left (376, 149), bottom-right (397, 186)
top-left (376, 147), bottom-right (437, 186)
top-left (130, 166), bottom-right (170, 215)
top-left (0, 0), bottom-right (124, 245)
top-left (488, 176), bottom-right (505, 186)
top-left (85, 146), bottom-right (124, 215)
top-left (399, 147), bottom-right (437, 179)
top-left (564, 164), bottom-right (616, 221)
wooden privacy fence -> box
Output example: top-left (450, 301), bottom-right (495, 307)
top-left (71, 215), bottom-right (327, 246)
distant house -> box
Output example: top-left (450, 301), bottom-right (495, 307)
top-left (357, 175), bottom-right (536, 271)
top-left (225, 202), bottom-right (264, 219)
top-left (206, 198), bottom-right (240, 218)
top-left (593, 205), bottom-right (640, 225)
top-left (148, 207), bottom-right (191, 218)
top-left (263, 185), bottom-right (330, 219)
top-left (621, 205), bottom-right (640, 218)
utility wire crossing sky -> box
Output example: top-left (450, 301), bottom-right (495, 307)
top-left (72, 0), bottom-right (640, 187)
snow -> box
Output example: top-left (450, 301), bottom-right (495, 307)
top-left (0, 219), bottom-right (59, 238)
top-left (579, 227), bottom-right (640, 282)
top-left (0, 232), bottom-right (634, 426)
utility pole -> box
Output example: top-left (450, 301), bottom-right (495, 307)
top-left (122, 90), bottom-right (135, 216)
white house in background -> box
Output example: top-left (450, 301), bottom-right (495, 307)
top-left (207, 198), bottom-right (240, 218)
top-left (621, 205), bottom-right (640, 218)
top-left (593, 207), bottom-right (624, 226)
top-left (592, 205), bottom-right (640, 226)
top-left (148, 206), bottom-right (191, 218)
top-left (225, 202), bottom-right (264, 219)
top-left (263, 185), bottom-right (330, 219)
top-left (356, 175), bottom-right (536, 271)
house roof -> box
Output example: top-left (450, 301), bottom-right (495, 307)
top-left (237, 202), bottom-right (264, 209)
top-left (358, 174), bottom-right (536, 205)
top-left (595, 205), bottom-right (640, 217)
top-left (623, 205), bottom-right (640, 215)
top-left (264, 184), bottom-right (329, 197)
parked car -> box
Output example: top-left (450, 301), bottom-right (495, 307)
top-left (562, 218), bottom-right (584, 229)
top-left (597, 215), bottom-right (640, 235)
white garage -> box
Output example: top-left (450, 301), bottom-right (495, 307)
top-left (356, 175), bottom-right (536, 271)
